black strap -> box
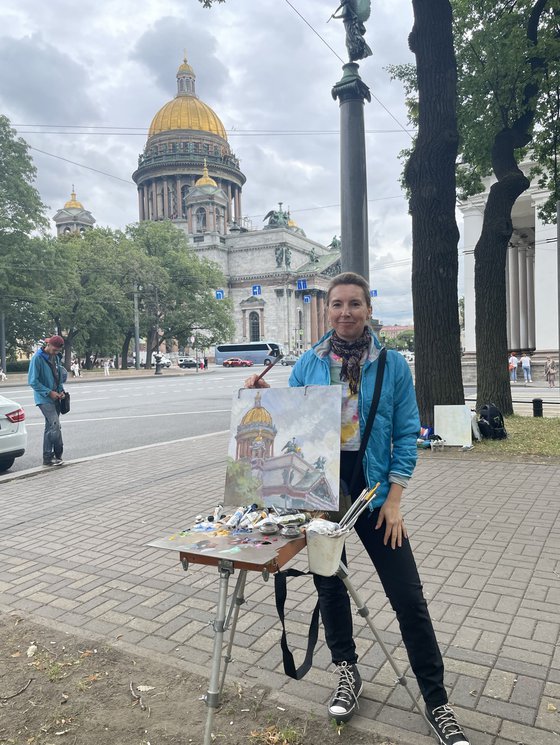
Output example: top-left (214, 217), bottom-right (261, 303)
top-left (348, 347), bottom-right (387, 495)
top-left (274, 568), bottom-right (320, 680)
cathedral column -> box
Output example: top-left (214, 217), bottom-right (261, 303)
top-left (226, 184), bottom-right (232, 223)
top-left (162, 178), bottom-right (169, 218)
top-left (317, 293), bottom-right (325, 337)
top-left (242, 310), bottom-right (247, 340)
top-left (156, 180), bottom-right (164, 218)
top-left (310, 293), bottom-right (319, 344)
top-left (176, 176), bottom-right (182, 218)
top-left (460, 203), bottom-right (484, 353)
top-left (151, 181), bottom-right (158, 219)
top-left (532, 193), bottom-right (558, 351)
top-left (527, 246), bottom-right (535, 350)
top-left (518, 244), bottom-right (528, 349)
top-left (234, 188), bottom-right (241, 223)
top-left (137, 188), bottom-right (144, 221)
top-left (260, 309), bottom-right (265, 339)
top-left (508, 242), bottom-right (520, 350)
top-left (143, 186), bottom-right (149, 222)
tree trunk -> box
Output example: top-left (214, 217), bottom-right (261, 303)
top-left (474, 134), bottom-right (530, 415)
top-left (405, 0), bottom-right (463, 426)
top-left (121, 329), bottom-right (133, 370)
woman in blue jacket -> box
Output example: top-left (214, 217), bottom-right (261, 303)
top-left (246, 273), bottom-right (469, 745)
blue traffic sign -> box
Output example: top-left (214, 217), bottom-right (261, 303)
top-left (252, 285), bottom-right (262, 296)
top-left (297, 279), bottom-right (308, 291)
top-left (215, 289), bottom-right (224, 300)
top-left (303, 295), bottom-right (311, 304)
top-left (370, 289), bottom-right (378, 297)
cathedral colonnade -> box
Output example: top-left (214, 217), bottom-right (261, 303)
top-left (460, 190), bottom-right (558, 356)
top-left (136, 178), bottom-right (242, 225)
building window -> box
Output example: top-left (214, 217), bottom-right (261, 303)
top-left (196, 207), bottom-right (206, 233)
top-left (249, 311), bottom-right (260, 342)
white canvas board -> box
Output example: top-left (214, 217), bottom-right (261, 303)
top-left (434, 405), bottom-right (473, 447)
top-left (225, 386), bottom-right (342, 512)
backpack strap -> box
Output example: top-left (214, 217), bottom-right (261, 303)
top-left (274, 568), bottom-right (320, 680)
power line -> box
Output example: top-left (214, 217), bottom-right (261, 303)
top-left (28, 146), bottom-right (134, 185)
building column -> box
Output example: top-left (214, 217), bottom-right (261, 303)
top-left (518, 244), bottom-right (528, 349)
top-left (226, 183), bottom-right (232, 223)
top-left (151, 181), bottom-right (158, 219)
top-left (260, 309), bottom-right (264, 340)
top-left (508, 242), bottom-right (520, 350)
top-left (137, 188), bottom-right (144, 221)
top-left (460, 203), bottom-right (484, 353)
top-left (527, 246), bottom-right (535, 350)
top-left (175, 177), bottom-right (182, 219)
top-left (242, 309), bottom-right (247, 340)
top-left (317, 293), bottom-right (325, 338)
top-left (234, 188), bottom-right (241, 223)
top-left (156, 180), bottom-right (164, 218)
top-left (532, 193), bottom-right (558, 351)
top-left (143, 186), bottom-right (149, 222)
top-left (310, 293), bottom-right (319, 344)
top-left (162, 178), bottom-right (169, 218)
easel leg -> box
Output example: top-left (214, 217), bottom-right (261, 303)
top-left (219, 569), bottom-right (247, 695)
top-left (335, 562), bottom-right (431, 729)
top-left (203, 560), bottom-right (234, 745)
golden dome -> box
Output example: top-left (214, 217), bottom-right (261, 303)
top-left (64, 189), bottom-right (83, 210)
top-left (241, 392), bottom-right (273, 427)
top-left (195, 160), bottom-right (218, 188)
top-left (148, 96), bottom-right (227, 139)
top-left (177, 57), bottom-right (194, 76)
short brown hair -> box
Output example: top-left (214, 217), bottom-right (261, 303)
top-left (326, 272), bottom-right (371, 308)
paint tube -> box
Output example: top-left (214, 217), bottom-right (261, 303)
top-left (225, 505), bottom-right (247, 528)
top-left (275, 513), bottom-right (308, 526)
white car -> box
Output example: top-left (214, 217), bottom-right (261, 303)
top-left (0, 394), bottom-right (27, 472)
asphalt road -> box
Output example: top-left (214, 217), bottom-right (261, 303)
top-left (3, 366), bottom-right (294, 473)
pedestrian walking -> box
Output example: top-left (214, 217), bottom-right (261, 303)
top-left (204, 356), bottom-right (208, 370)
top-left (0, 366), bottom-right (7, 382)
top-left (27, 335), bottom-right (67, 467)
top-left (508, 352), bottom-right (519, 382)
top-left (103, 359), bottom-right (110, 377)
top-left (71, 360), bottom-right (80, 378)
top-left (519, 352), bottom-right (532, 384)
top-left (245, 271), bottom-right (470, 745)
top-left (544, 356), bottom-right (557, 388)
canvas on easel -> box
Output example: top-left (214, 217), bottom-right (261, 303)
top-left (225, 386), bottom-right (342, 512)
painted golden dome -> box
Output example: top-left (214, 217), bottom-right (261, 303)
top-left (241, 392), bottom-right (273, 427)
top-left (148, 58), bottom-right (227, 139)
top-left (64, 189), bottom-right (83, 210)
top-left (195, 160), bottom-right (218, 188)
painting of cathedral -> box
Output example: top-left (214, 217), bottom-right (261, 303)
top-left (225, 388), bottom-right (341, 512)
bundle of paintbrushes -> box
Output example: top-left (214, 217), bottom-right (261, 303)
top-left (337, 482), bottom-right (380, 531)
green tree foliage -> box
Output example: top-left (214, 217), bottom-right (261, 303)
top-left (0, 116), bottom-right (47, 363)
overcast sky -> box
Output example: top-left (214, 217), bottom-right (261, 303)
top-left (0, 0), bottom-right (464, 324)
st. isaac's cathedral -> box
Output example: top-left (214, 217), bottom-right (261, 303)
top-left (130, 56), bottom-right (342, 352)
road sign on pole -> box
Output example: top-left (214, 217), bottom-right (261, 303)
top-left (370, 289), bottom-right (378, 298)
top-left (303, 295), bottom-right (311, 304)
top-left (252, 285), bottom-right (262, 296)
top-left (297, 279), bottom-right (308, 291)
top-left (215, 289), bottom-right (224, 300)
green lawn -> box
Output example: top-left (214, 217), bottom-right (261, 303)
top-left (476, 415), bottom-right (560, 459)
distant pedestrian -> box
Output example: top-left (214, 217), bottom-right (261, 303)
top-left (27, 335), bottom-right (67, 467)
top-left (519, 353), bottom-right (532, 384)
top-left (0, 366), bottom-right (7, 382)
top-left (71, 360), bottom-right (80, 378)
top-left (103, 359), bottom-right (110, 377)
top-left (508, 353), bottom-right (519, 382)
top-left (544, 357), bottom-right (557, 388)
top-left (199, 358), bottom-right (204, 371)
top-left (204, 356), bottom-right (208, 370)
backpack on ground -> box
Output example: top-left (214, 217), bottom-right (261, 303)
top-left (478, 403), bottom-right (507, 440)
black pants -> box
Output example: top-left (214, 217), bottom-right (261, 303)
top-left (313, 450), bottom-right (447, 708)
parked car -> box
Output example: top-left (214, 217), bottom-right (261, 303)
top-left (178, 356), bottom-right (198, 369)
top-left (223, 358), bottom-right (254, 368)
top-left (0, 394), bottom-right (27, 473)
top-left (280, 354), bottom-right (298, 366)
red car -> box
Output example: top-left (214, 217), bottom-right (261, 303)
top-left (223, 357), bottom-right (254, 368)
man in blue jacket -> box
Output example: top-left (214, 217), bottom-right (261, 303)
top-left (28, 335), bottom-right (67, 466)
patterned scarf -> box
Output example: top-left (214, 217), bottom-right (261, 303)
top-left (329, 328), bottom-right (370, 394)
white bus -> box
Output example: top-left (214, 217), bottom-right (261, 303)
top-left (214, 341), bottom-right (282, 366)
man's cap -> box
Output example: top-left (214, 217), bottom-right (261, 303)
top-left (45, 335), bottom-right (64, 348)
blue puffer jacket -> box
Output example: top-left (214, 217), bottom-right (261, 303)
top-left (28, 349), bottom-right (65, 406)
top-left (289, 330), bottom-right (420, 509)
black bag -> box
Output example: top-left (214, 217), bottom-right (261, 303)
top-left (59, 391), bottom-right (70, 415)
top-left (478, 403), bottom-right (506, 439)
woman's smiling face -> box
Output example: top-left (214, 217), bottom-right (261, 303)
top-left (327, 283), bottom-right (371, 342)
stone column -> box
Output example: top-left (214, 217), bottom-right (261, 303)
top-left (162, 179), bottom-right (169, 218)
top-left (317, 293), bottom-right (325, 338)
top-left (137, 188), bottom-right (144, 221)
top-left (152, 181), bottom-right (158, 220)
top-left (527, 246), bottom-right (535, 350)
top-left (518, 244), bottom-right (528, 349)
top-left (460, 203), bottom-right (484, 353)
top-left (508, 243), bottom-right (520, 350)
top-left (242, 310), bottom-right (247, 340)
top-left (532, 193), bottom-right (558, 350)
top-left (143, 186), bottom-right (149, 222)
top-left (332, 63), bottom-right (371, 280)
top-left (310, 293), bottom-right (319, 344)
top-left (156, 180), bottom-right (164, 218)
top-left (235, 188), bottom-right (241, 223)
top-left (175, 177), bottom-right (182, 219)
top-left (226, 183), bottom-right (232, 223)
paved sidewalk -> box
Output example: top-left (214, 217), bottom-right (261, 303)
top-left (1, 438), bottom-right (559, 745)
